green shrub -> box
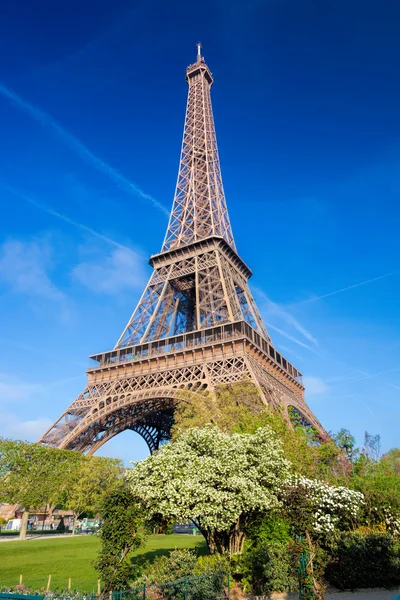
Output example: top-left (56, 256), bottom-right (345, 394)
top-left (325, 532), bottom-right (400, 590)
top-left (235, 541), bottom-right (298, 594)
top-left (138, 549), bottom-right (227, 600)
top-left (194, 553), bottom-right (229, 576)
top-left (247, 514), bottom-right (291, 544)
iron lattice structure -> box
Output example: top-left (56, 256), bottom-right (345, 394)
top-left (39, 47), bottom-right (327, 453)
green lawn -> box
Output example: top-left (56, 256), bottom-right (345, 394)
top-left (0, 534), bottom-right (207, 592)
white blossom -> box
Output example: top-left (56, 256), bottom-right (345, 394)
top-left (127, 426), bottom-right (290, 531)
top-left (281, 474), bottom-right (364, 534)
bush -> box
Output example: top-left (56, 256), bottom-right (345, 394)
top-left (138, 550), bottom-right (227, 600)
top-left (140, 549), bottom-right (198, 584)
top-left (236, 541), bottom-right (298, 594)
top-left (247, 514), bottom-right (291, 544)
top-left (325, 532), bottom-right (400, 590)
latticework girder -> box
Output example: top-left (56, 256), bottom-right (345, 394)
top-left (162, 50), bottom-right (235, 252)
top-left (39, 47), bottom-right (326, 454)
top-left (116, 239), bottom-right (270, 348)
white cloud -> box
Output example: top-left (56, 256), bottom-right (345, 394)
top-left (0, 412), bottom-right (52, 441)
top-left (303, 376), bottom-right (330, 396)
top-left (0, 372), bottom-right (83, 441)
top-left (0, 373), bottom-right (44, 404)
top-left (72, 246), bottom-right (147, 295)
top-left (0, 238), bottom-right (63, 301)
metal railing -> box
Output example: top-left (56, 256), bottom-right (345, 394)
top-left (0, 572), bottom-right (229, 600)
top-left (88, 321), bottom-right (302, 386)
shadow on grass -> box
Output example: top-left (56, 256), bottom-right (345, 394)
top-left (131, 536), bottom-right (208, 566)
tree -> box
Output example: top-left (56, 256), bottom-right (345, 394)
top-left (65, 455), bottom-right (122, 534)
top-left (170, 380), bottom-right (265, 439)
top-left (363, 431), bottom-right (381, 461)
top-left (381, 448), bottom-right (400, 475)
top-left (128, 425), bottom-right (290, 555)
top-left (172, 380), bottom-right (344, 483)
top-left (0, 438), bottom-right (80, 539)
top-left (94, 486), bottom-right (145, 591)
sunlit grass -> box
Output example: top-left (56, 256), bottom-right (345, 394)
top-left (0, 534), bottom-right (207, 592)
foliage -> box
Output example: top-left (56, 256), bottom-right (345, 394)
top-left (143, 514), bottom-right (175, 535)
top-left (139, 548), bottom-right (197, 583)
top-left (193, 553), bottom-right (230, 577)
top-left (173, 381), bottom-right (345, 483)
top-left (280, 475), bottom-right (364, 536)
top-left (325, 532), bottom-right (400, 590)
top-left (65, 455), bottom-right (122, 534)
top-left (0, 438), bottom-right (81, 539)
top-left (94, 486), bottom-right (145, 591)
top-left (247, 513), bottom-right (292, 545)
top-left (237, 541), bottom-right (298, 594)
top-left (137, 550), bottom-right (227, 600)
top-left (171, 380), bottom-right (265, 439)
top-left (381, 448), bottom-right (400, 475)
top-left (350, 454), bottom-right (400, 531)
top-left (128, 425), bottom-right (290, 555)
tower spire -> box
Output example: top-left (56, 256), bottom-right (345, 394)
top-left (162, 48), bottom-right (236, 252)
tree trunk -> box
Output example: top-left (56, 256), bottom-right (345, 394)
top-left (198, 520), bottom-right (246, 556)
top-left (72, 514), bottom-right (77, 536)
top-left (19, 510), bottom-right (29, 540)
top-left (228, 529), bottom-right (246, 555)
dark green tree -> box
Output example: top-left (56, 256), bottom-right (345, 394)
top-left (94, 486), bottom-right (145, 591)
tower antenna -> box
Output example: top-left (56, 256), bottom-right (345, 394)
top-left (196, 42), bottom-right (202, 63)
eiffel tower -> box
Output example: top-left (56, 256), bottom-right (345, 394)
top-left (39, 45), bottom-right (326, 454)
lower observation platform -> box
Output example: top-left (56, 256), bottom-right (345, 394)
top-left (40, 321), bottom-right (326, 454)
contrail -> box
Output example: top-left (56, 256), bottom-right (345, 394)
top-left (4, 185), bottom-right (132, 251)
top-left (332, 367), bottom-right (399, 388)
top-left (252, 286), bottom-right (318, 345)
top-left (0, 82), bottom-right (169, 216)
top-left (293, 271), bottom-right (400, 306)
top-left (266, 323), bottom-right (322, 354)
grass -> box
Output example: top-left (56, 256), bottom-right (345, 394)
top-left (0, 534), bottom-right (207, 592)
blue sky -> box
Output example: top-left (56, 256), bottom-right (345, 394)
top-left (1, 0), bottom-right (399, 463)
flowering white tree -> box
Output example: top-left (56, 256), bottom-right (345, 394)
top-left (280, 474), bottom-right (364, 535)
top-left (127, 425), bottom-right (290, 554)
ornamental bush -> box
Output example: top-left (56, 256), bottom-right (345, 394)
top-left (325, 532), bottom-right (400, 590)
top-left (237, 541), bottom-right (298, 594)
top-left (280, 475), bottom-right (364, 535)
top-left (137, 550), bottom-right (228, 600)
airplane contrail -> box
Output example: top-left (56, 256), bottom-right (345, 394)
top-left (252, 286), bottom-right (318, 345)
top-left (4, 185), bottom-right (133, 251)
top-left (266, 323), bottom-right (322, 354)
top-left (332, 367), bottom-right (399, 388)
top-left (0, 82), bottom-right (169, 216)
top-left (293, 271), bottom-right (400, 306)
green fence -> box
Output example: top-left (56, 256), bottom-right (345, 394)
top-left (0, 572), bottom-right (229, 600)
top-left (0, 595), bottom-right (44, 600)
